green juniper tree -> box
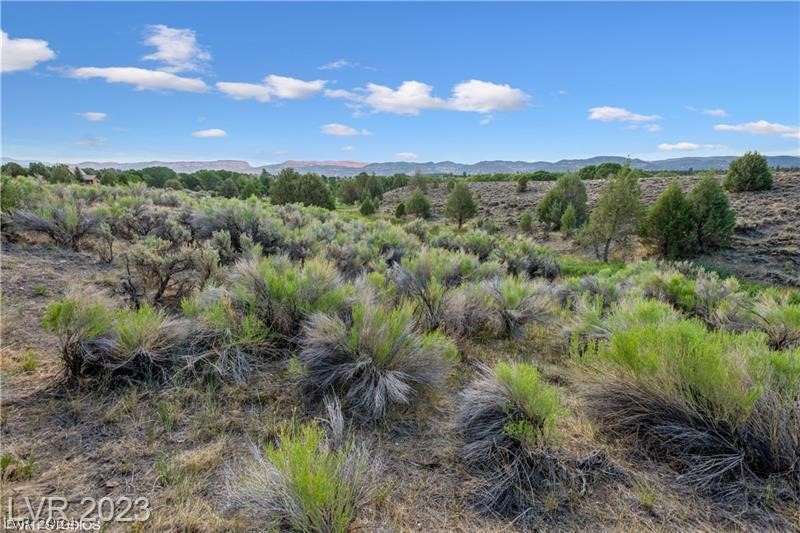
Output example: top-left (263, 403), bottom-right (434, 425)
top-left (444, 182), bottom-right (477, 229)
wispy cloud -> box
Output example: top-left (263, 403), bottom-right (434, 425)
top-left (318, 58), bottom-right (375, 71)
top-left (646, 124), bottom-right (662, 133)
top-left (68, 66), bottom-right (207, 92)
top-left (341, 145), bottom-right (354, 151)
top-left (318, 59), bottom-right (353, 70)
top-left (588, 106), bottom-right (661, 123)
top-left (1, 30), bottom-right (56, 73)
top-left (72, 136), bottom-right (107, 147)
top-left (703, 108), bottom-right (728, 117)
top-left (320, 123), bottom-right (372, 136)
top-left (714, 120), bottom-right (799, 138)
top-left (217, 75), bottom-right (327, 102)
top-left (192, 128), bottom-right (227, 138)
top-left (657, 142), bottom-right (725, 152)
top-left (142, 24), bottom-right (211, 73)
top-left (395, 152), bottom-right (417, 160)
top-left (76, 112), bottom-right (108, 122)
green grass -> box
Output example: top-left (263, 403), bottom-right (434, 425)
top-left (32, 284), bottom-right (48, 297)
top-left (559, 255), bottom-right (625, 277)
top-left (115, 304), bottom-right (170, 355)
top-left (20, 349), bottom-right (37, 372)
top-left (264, 423), bottom-right (370, 533)
top-left (589, 319), bottom-right (768, 425)
top-left (42, 294), bottom-right (115, 343)
top-left (495, 362), bottom-right (561, 447)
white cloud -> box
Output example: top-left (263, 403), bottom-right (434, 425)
top-left (266, 75), bottom-right (326, 99)
top-left (395, 152), bottom-right (417, 160)
top-left (142, 24), bottom-right (210, 73)
top-left (449, 79), bottom-right (528, 113)
top-left (324, 88), bottom-right (361, 101)
top-left (319, 59), bottom-right (353, 70)
top-left (364, 81), bottom-right (445, 115)
top-left (192, 128), bottom-right (227, 138)
top-left (657, 142), bottom-right (725, 152)
top-left (216, 75), bottom-right (326, 102)
top-left (646, 124), bottom-right (661, 133)
top-left (77, 112), bottom-right (108, 122)
top-left (480, 115), bottom-right (494, 126)
top-left (320, 123), bottom-right (372, 136)
top-left (1, 30), bottom-right (56, 72)
top-left (68, 67), bottom-right (207, 92)
top-left (216, 81), bottom-right (272, 102)
top-left (703, 108), bottom-right (728, 117)
top-left (341, 145), bottom-right (354, 151)
top-left (714, 120), bottom-right (799, 138)
top-left (332, 79), bottom-right (529, 116)
top-left (588, 106), bottom-right (661, 123)
top-left (72, 136), bottom-right (107, 147)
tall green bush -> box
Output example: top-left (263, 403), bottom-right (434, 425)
top-left (724, 151), bottom-right (772, 192)
top-left (406, 189), bottom-right (431, 219)
top-left (536, 174), bottom-right (587, 230)
top-left (640, 181), bottom-right (698, 259)
top-left (689, 175), bottom-right (735, 250)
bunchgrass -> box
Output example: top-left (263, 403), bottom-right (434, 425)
top-left (228, 399), bottom-right (376, 532)
top-left (300, 297), bottom-right (455, 421)
top-left (458, 362), bottom-right (578, 521)
top-left (581, 314), bottom-right (800, 499)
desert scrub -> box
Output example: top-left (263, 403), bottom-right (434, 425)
top-left (125, 236), bottom-right (220, 306)
top-left (181, 288), bottom-right (274, 382)
top-left (581, 319), bottom-right (800, 498)
top-left (457, 230), bottom-right (497, 261)
top-left (499, 239), bottom-right (561, 281)
top-left (752, 294), bottom-right (800, 350)
top-left (13, 196), bottom-right (100, 251)
top-left (457, 362), bottom-right (579, 520)
top-left (486, 276), bottom-right (552, 340)
top-left (228, 399), bottom-right (377, 532)
top-left (42, 288), bottom-right (117, 379)
top-left (43, 291), bottom-right (189, 382)
top-left (299, 297), bottom-right (456, 421)
top-left (229, 254), bottom-right (354, 343)
top-left (390, 248), bottom-right (499, 331)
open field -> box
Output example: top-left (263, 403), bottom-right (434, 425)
top-left (382, 172), bottom-right (800, 287)
top-left (1, 180), bottom-right (799, 532)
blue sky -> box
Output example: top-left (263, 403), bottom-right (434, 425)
top-left (2, 2), bottom-right (798, 164)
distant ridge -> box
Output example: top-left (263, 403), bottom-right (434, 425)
top-left (4, 155), bottom-right (799, 177)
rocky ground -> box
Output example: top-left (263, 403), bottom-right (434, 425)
top-left (381, 172), bottom-right (800, 286)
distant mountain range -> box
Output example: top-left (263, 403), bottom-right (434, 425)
top-left (4, 155), bottom-right (799, 177)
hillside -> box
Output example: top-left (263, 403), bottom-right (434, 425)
top-left (381, 172), bottom-right (800, 286)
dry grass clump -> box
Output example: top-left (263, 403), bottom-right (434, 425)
top-left (499, 239), bottom-right (562, 281)
top-left (752, 294), bottom-right (800, 350)
top-left (180, 288), bottom-right (274, 382)
top-left (42, 288), bottom-right (189, 383)
top-left (299, 296), bottom-right (456, 421)
top-left (13, 196), bottom-right (99, 251)
top-left (389, 247), bottom-right (498, 331)
top-left (457, 362), bottom-right (613, 522)
top-left (228, 253), bottom-right (354, 344)
top-left (581, 318), bottom-right (800, 502)
top-left (443, 276), bottom-right (552, 341)
top-left (227, 398), bottom-right (378, 532)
